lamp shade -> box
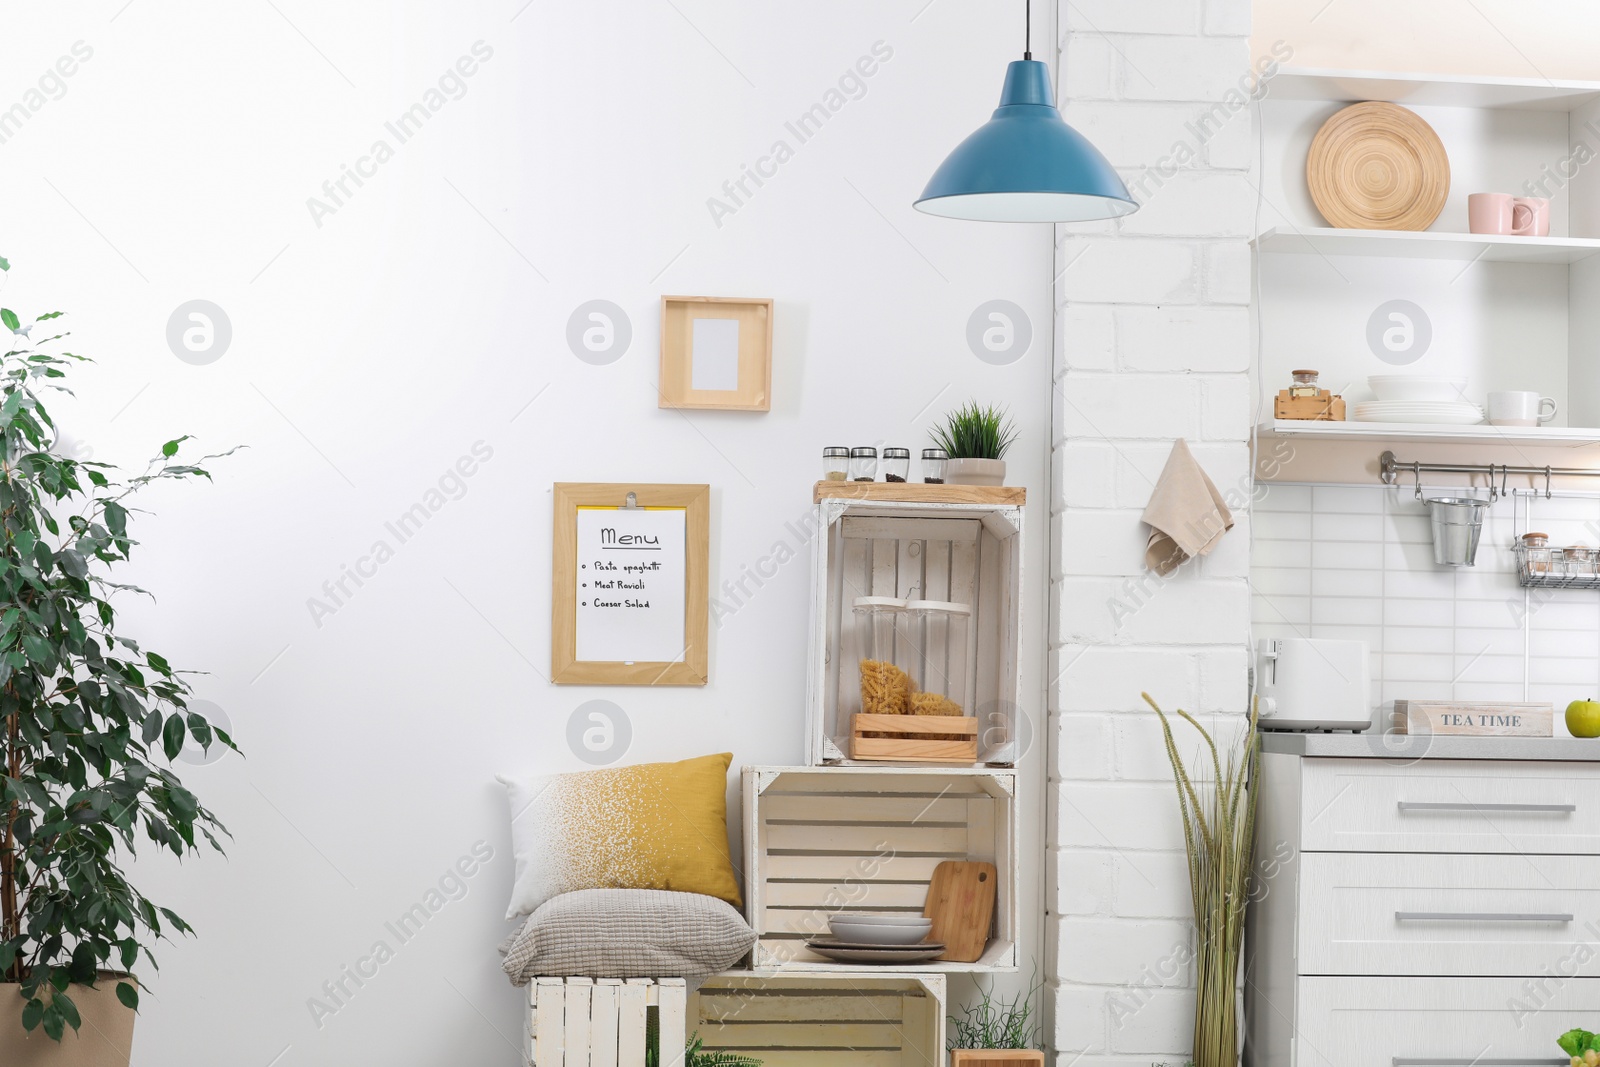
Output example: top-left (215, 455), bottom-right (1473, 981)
top-left (915, 60), bottom-right (1137, 222)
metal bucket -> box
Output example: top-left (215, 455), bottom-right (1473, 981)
top-left (1427, 497), bottom-right (1489, 566)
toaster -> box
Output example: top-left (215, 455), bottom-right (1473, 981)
top-left (1254, 637), bottom-right (1373, 732)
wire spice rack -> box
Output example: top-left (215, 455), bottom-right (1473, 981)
top-left (1512, 542), bottom-right (1600, 589)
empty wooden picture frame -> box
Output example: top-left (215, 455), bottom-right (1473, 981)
top-left (551, 482), bottom-right (710, 686)
top-left (658, 296), bottom-right (773, 411)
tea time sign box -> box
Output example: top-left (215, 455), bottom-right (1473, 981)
top-left (1393, 700), bottom-right (1554, 737)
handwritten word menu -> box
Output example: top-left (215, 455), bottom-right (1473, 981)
top-left (574, 506), bottom-right (687, 664)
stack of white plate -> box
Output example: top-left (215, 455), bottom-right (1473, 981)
top-left (1351, 400), bottom-right (1484, 425)
top-left (806, 914), bottom-right (945, 964)
top-left (1355, 375), bottom-right (1482, 424)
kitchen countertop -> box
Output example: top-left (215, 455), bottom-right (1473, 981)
top-left (1261, 731), bottom-right (1600, 762)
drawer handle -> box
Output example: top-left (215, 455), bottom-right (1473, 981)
top-left (1397, 801), bottom-right (1576, 814)
top-left (1393, 1060), bottom-right (1570, 1066)
top-left (1395, 912), bottom-right (1574, 923)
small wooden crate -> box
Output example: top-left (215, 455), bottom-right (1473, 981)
top-left (1392, 699), bottom-right (1554, 737)
top-left (850, 712), bottom-right (979, 763)
top-left (1274, 389), bottom-right (1346, 421)
top-left (742, 765), bottom-right (1018, 972)
top-left (690, 972), bottom-right (945, 1067)
top-left (526, 977), bottom-right (686, 1067)
top-left (806, 486), bottom-right (1024, 766)
top-left (950, 1051), bottom-right (1046, 1066)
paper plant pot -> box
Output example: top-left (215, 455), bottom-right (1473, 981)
top-left (0, 977), bottom-right (136, 1067)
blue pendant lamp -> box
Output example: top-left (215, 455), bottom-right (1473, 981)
top-left (914, 1), bottom-right (1138, 222)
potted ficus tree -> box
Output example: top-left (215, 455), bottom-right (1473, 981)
top-left (932, 402), bottom-right (1018, 487)
top-left (0, 267), bottom-right (235, 1066)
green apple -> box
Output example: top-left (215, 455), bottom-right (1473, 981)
top-left (1567, 698), bottom-right (1600, 738)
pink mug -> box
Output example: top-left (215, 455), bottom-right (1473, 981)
top-left (1468, 193), bottom-right (1514, 235)
top-left (1513, 196), bottom-right (1550, 237)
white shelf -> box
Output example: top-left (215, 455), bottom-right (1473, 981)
top-left (1255, 227), bottom-right (1600, 264)
top-left (1272, 66), bottom-right (1600, 112)
top-left (1260, 420), bottom-right (1600, 447)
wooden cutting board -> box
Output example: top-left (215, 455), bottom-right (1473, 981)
top-left (922, 860), bottom-right (997, 963)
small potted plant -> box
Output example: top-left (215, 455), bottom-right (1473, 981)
top-left (932, 402), bottom-right (1017, 487)
top-left (948, 981), bottom-right (1044, 1066)
top-left (0, 272), bottom-right (236, 1065)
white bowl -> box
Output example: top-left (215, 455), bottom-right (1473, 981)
top-left (828, 915), bottom-right (933, 946)
top-left (1367, 375), bottom-right (1470, 403)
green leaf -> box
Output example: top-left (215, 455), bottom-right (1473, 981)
top-left (116, 982), bottom-right (138, 1011)
top-left (41, 1003), bottom-right (64, 1041)
top-left (0, 256), bottom-right (10, 271)
top-left (162, 712), bottom-right (186, 761)
top-left (21, 997), bottom-right (42, 1032)
top-left (161, 439), bottom-right (180, 457)
top-left (0, 308), bottom-right (17, 332)
top-left (53, 990), bottom-right (81, 1032)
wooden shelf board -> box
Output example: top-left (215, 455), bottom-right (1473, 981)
top-left (1255, 226), bottom-right (1600, 264)
top-left (754, 937), bottom-right (1017, 975)
top-left (813, 481), bottom-right (1025, 505)
top-left (1259, 420), bottom-right (1600, 447)
top-left (1271, 66), bottom-right (1600, 112)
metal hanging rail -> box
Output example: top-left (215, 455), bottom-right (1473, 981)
top-left (1378, 449), bottom-right (1600, 501)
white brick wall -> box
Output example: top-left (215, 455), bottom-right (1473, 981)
top-left (1049, 0), bottom-right (1253, 1061)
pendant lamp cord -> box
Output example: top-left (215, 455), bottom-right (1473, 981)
top-left (1023, 0), bottom-right (1032, 60)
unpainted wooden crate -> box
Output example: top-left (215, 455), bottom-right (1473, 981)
top-left (742, 765), bottom-right (1018, 972)
top-left (689, 972), bottom-right (945, 1067)
top-left (804, 493), bottom-right (1024, 767)
top-left (526, 976), bottom-right (685, 1067)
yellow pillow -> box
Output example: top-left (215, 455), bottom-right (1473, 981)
top-left (498, 752), bottom-right (741, 919)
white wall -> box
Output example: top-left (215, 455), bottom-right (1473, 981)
top-left (0, 4), bottom-right (1054, 1064)
top-left (1051, 0), bottom-right (1255, 1060)
top-left (1255, 0), bottom-right (1600, 80)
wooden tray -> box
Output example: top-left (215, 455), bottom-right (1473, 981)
top-left (851, 713), bottom-right (979, 763)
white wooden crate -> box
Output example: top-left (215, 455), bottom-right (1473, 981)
top-left (804, 494), bottom-right (1024, 766)
top-left (689, 972), bottom-right (945, 1067)
top-left (742, 765), bottom-right (1018, 972)
top-left (526, 977), bottom-right (685, 1067)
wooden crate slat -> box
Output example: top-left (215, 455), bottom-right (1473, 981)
top-left (697, 1021), bottom-right (908, 1048)
top-left (590, 981), bottom-right (620, 1067)
top-left (840, 515), bottom-right (982, 543)
top-left (563, 978), bottom-right (592, 1065)
top-left (764, 822), bottom-right (969, 853)
top-left (762, 852), bottom-right (947, 881)
top-left (761, 793), bottom-right (970, 823)
top-left (695, 994), bottom-right (906, 1023)
top-left (658, 979), bottom-right (687, 1067)
top-left (534, 978), bottom-right (566, 1065)
top-left (758, 772), bottom-right (990, 794)
top-left (870, 538), bottom-right (898, 596)
top-left (730, 1052), bottom-right (903, 1067)
top-left (616, 982), bottom-right (648, 1067)
top-left (835, 534), bottom-right (870, 724)
top-left (851, 738), bottom-right (980, 763)
top-left (763, 881), bottom-right (930, 908)
top-left (761, 906), bottom-right (929, 934)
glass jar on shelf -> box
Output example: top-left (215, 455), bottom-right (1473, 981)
top-left (1289, 369), bottom-right (1320, 397)
top-left (905, 599), bottom-right (971, 719)
top-left (822, 446), bottom-right (850, 481)
top-left (1521, 532), bottom-right (1550, 575)
top-left (882, 447), bottom-right (911, 483)
top-left (853, 596), bottom-right (911, 716)
top-left (849, 446), bottom-right (878, 482)
top-left (921, 448), bottom-right (949, 484)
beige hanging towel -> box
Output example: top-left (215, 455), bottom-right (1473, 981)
top-left (1140, 438), bottom-right (1234, 576)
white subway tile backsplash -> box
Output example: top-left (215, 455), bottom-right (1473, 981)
top-left (1312, 512), bottom-right (1384, 542)
top-left (1311, 569), bottom-right (1383, 598)
top-left (1254, 483), bottom-right (1600, 708)
top-left (1311, 485), bottom-right (1385, 513)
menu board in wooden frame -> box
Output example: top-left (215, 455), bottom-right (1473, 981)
top-left (552, 482), bottom-right (709, 686)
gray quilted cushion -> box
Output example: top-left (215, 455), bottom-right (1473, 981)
top-left (500, 888), bottom-right (754, 984)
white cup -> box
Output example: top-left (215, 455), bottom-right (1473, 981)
top-left (1487, 391), bottom-right (1557, 427)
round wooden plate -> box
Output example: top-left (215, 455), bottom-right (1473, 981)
top-left (1307, 101), bottom-right (1450, 230)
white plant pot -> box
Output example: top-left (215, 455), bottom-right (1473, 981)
top-left (944, 458), bottom-right (1006, 486)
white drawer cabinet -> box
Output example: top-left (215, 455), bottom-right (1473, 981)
top-left (1298, 852), bottom-right (1600, 976)
top-left (1247, 747), bottom-right (1600, 1067)
top-left (1297, 977), bottom-right (1593, 1067)
top-left (1300, 758), bottom-right (1600, 855)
